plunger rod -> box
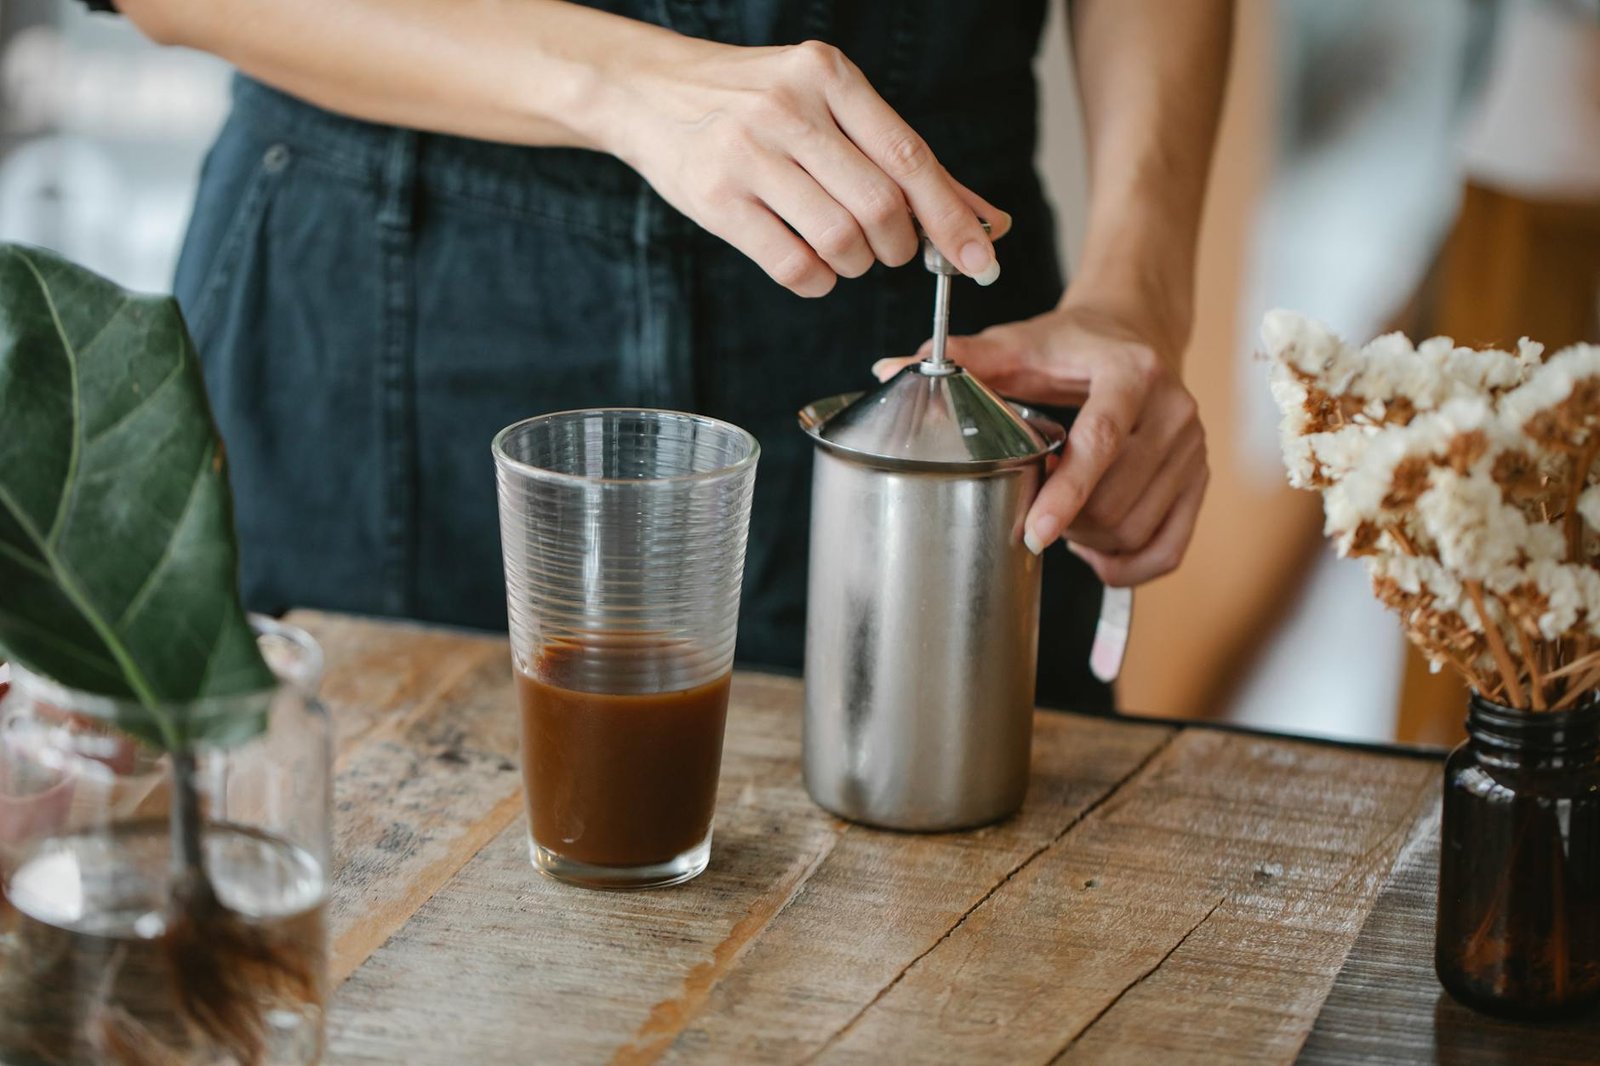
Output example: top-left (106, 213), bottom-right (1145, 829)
top-left (928, 271), bottom-right (952, 369)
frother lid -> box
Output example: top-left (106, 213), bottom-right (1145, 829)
top-left (800, 362), bottom-right (1064, 472)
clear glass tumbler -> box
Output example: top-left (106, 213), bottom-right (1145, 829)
top-left (493, 409), bottom-right (759, 889)
top-left (0, 617), bottom-right (330, 1065)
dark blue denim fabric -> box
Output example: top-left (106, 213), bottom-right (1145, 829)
top-left (174, 0), bottom-right (1112, 710)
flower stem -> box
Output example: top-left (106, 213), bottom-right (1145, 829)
top-left (1553, 665), bottom-right (1600, 711)
top-left (1512, 620), bottom-right (1549, 710)
top-left (1468, 581), bottom-right (1527, 709)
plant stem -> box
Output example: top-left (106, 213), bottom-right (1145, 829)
top-left (168, 749), bottom-right (208, 886)
top-left (1512, 620), bottom-right (1549, 711)
top-left (1553, 665), bottom-right (1600, 711)
top-left (1388, 524), bottom-right (1417, 555)
top-left (1544, 647), bottom-right (1600, 682)
top-left (1468, 581), bottom-right (1528, 709)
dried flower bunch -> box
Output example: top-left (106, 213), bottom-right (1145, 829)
top-left (1264, 310), bottom-right (1600, 712)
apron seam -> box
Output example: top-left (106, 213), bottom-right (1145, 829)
top-left (377, 130), bottom-right (420, 617)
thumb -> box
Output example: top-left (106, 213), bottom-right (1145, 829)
top-left (869, 332), bottom-right (1017, 384)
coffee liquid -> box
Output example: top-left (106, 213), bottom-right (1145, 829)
top-left (517, 645), bottom-right (730, 868)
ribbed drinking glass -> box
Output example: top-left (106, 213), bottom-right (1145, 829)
top-left (493, 409), bottom-right (759, 888)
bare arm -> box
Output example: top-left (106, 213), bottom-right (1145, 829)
top-left (875, 0), bottom-right (1233, 585)
top-left (1068, 0), bottom-right (1234, 360)
top-left (119, 0), bottom-right (663, 151)
top-left (116, 0), bottom-right (1008, 297)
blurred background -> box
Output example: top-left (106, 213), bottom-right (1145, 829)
top-left (3, 0), bottom-right (1598, 745)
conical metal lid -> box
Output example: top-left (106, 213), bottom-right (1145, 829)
top-left (799, 220), bottom-right (1064, 470)
top-left (800, 362), bottom-right (1064, 472)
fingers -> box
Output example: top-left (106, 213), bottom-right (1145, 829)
top-left (1068, 413), bottom-right (1203, 550)
top-left (756, 158), bottom-right (876, 279)
top-left (947, 175), bottom-right (1013, 240)
top-left (825, 78), bottom-right (999, 285)
top-left (1023, 371), bottom-right (1144, 553)
top-left (1067, 439), bottom-right (1203, 554)
top-left (792, 134), bottom-right (919, 267)
top-left (870, 332), bottom-right (1016, 383)
top-left (704, 196), bottom-right (835, 298)
top-left (1069, 469), bottom-right (1208, 587)
top-left (870, 324), bottom-right (1056, 394)
top-left (871, 356), bottom-right (918, 382)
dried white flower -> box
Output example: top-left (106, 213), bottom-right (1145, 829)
top-left (1579, 486), bottom-right (1600, 532)
top-left (1265, 311), bottom-right (1600, 710)
top-left (1500, 344), bottom-right (1600, 434)
top-left (1524, 560), bottom-right (1600, 641)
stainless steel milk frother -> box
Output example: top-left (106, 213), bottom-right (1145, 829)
top-left (797, 228), bottom-right (1066, 831)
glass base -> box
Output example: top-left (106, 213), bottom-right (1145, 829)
top-left (528, 831), bottom-right (711, 890)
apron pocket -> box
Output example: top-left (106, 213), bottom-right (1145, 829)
top-left (182, 136), bottom-right (292, 340)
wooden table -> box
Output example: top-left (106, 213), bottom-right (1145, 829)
top-left (302, 612), bottom-right (1597, 1064)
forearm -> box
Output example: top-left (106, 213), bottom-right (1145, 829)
top-left (115, 0), bottom-right (689, 152)
top-left (115, 0), bottom-right (1005, 297)
top-left (1066, 0), bottom-right (1233, 358)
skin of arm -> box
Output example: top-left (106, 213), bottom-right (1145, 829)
top-left (877, 0), bottom-right (1235, 586)
top-left (114, 0), bottom-right (1007, 297)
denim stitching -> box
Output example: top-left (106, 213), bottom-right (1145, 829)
top-left (376, 130), bottom-right (419, 617)
top-left (187, 149), bottom-right (284, 340)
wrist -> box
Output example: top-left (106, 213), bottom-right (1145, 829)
top-left (1066, 194), bottom-right (1201, 360)
top-left (508, 9), bottom-right (696, 158)
top-left (1058, 269), bottom-right (1193, 363)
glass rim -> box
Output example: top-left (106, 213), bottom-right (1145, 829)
top-left (6, 614), bottom-right (322, 717)
top-left (491, 408), bottom-right (760, 487)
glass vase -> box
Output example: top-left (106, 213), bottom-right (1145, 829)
top-left (1435, 692), bottom-right (1600, 1019)
top-left (0, 617), bottom-right (331, 1065)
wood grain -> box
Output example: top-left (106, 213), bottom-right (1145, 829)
top-left (645, 715), bottom-right (1176, 1064)
top-left (324, 672), bottom-right (844, 1065)
top-left (1299, 808), bottom-right (1600, 1065)
top-left (321, 674), bottom-right (1177, 1065)
top-left (289, 612), bottom-right (1471, 1064)
top-left (290, 610), bottom-right (527, 983)
top-left (812, 731), bottom-right (1438, 1065)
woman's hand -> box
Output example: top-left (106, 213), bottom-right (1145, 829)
top-left (872, 303), bottom-right (1207, 587)
top-left (118, 0), bottom-right (1003, 299)
top-left (600, 39), bottom-right (1009, 297)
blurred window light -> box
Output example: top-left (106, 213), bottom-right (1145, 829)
top-left (2, 25), bottom-right (229, 140)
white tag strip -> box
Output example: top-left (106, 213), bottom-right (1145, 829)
top-left (1089, 585), bottom-right (1133, 683)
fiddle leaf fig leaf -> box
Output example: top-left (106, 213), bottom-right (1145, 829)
top-left (0, 243), bottom-right (273, 749)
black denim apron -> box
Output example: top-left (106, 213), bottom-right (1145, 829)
top-left (174, 0), bottom-right (1112, 711)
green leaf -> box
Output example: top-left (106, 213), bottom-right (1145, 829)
top-left (0, 243), bottom-right (274, 748)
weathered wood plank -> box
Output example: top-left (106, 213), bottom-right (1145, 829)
top-left (323, 672), bottom-right (838, 1065)
top-left (645, 715), bottom-right (1176, 1065)
top-left (322, 674), bottom-right (1175, 1065)
top-left (295, 613), bottom-right (1466, 1064)
top-left (1299, 809), bottom-right (1600, 1065)
top-left (295, 610), bottom-right (503, 754)
top-left (288, 610), bottom-right (527, 984)
top-left (811, 730), bottom-right (1438, 1065)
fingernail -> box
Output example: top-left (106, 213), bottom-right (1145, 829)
top-left (871, 359), bottom-right (895, 381)
top-left (960, 241), bottom-right (1000, 286)
top-left (1024, 514), bottom-right (1061, 556)
top-left (982, 209), bottom-right (1013, 234)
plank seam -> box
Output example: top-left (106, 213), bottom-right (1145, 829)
top-left (1047, 894), bottom-right (1226, 1063)
top-left (801, 727), bottom-right (1182, 1064)
top-left (608, 822), bottom-right (846, 1066)
top-left (1291, 795), bottom-right (1444, 1063)
top-left (330, 788), bottom-right (526, 985)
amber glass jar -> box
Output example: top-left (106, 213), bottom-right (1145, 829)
top-left (1435, 693), bottom-right (1600, 1019)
